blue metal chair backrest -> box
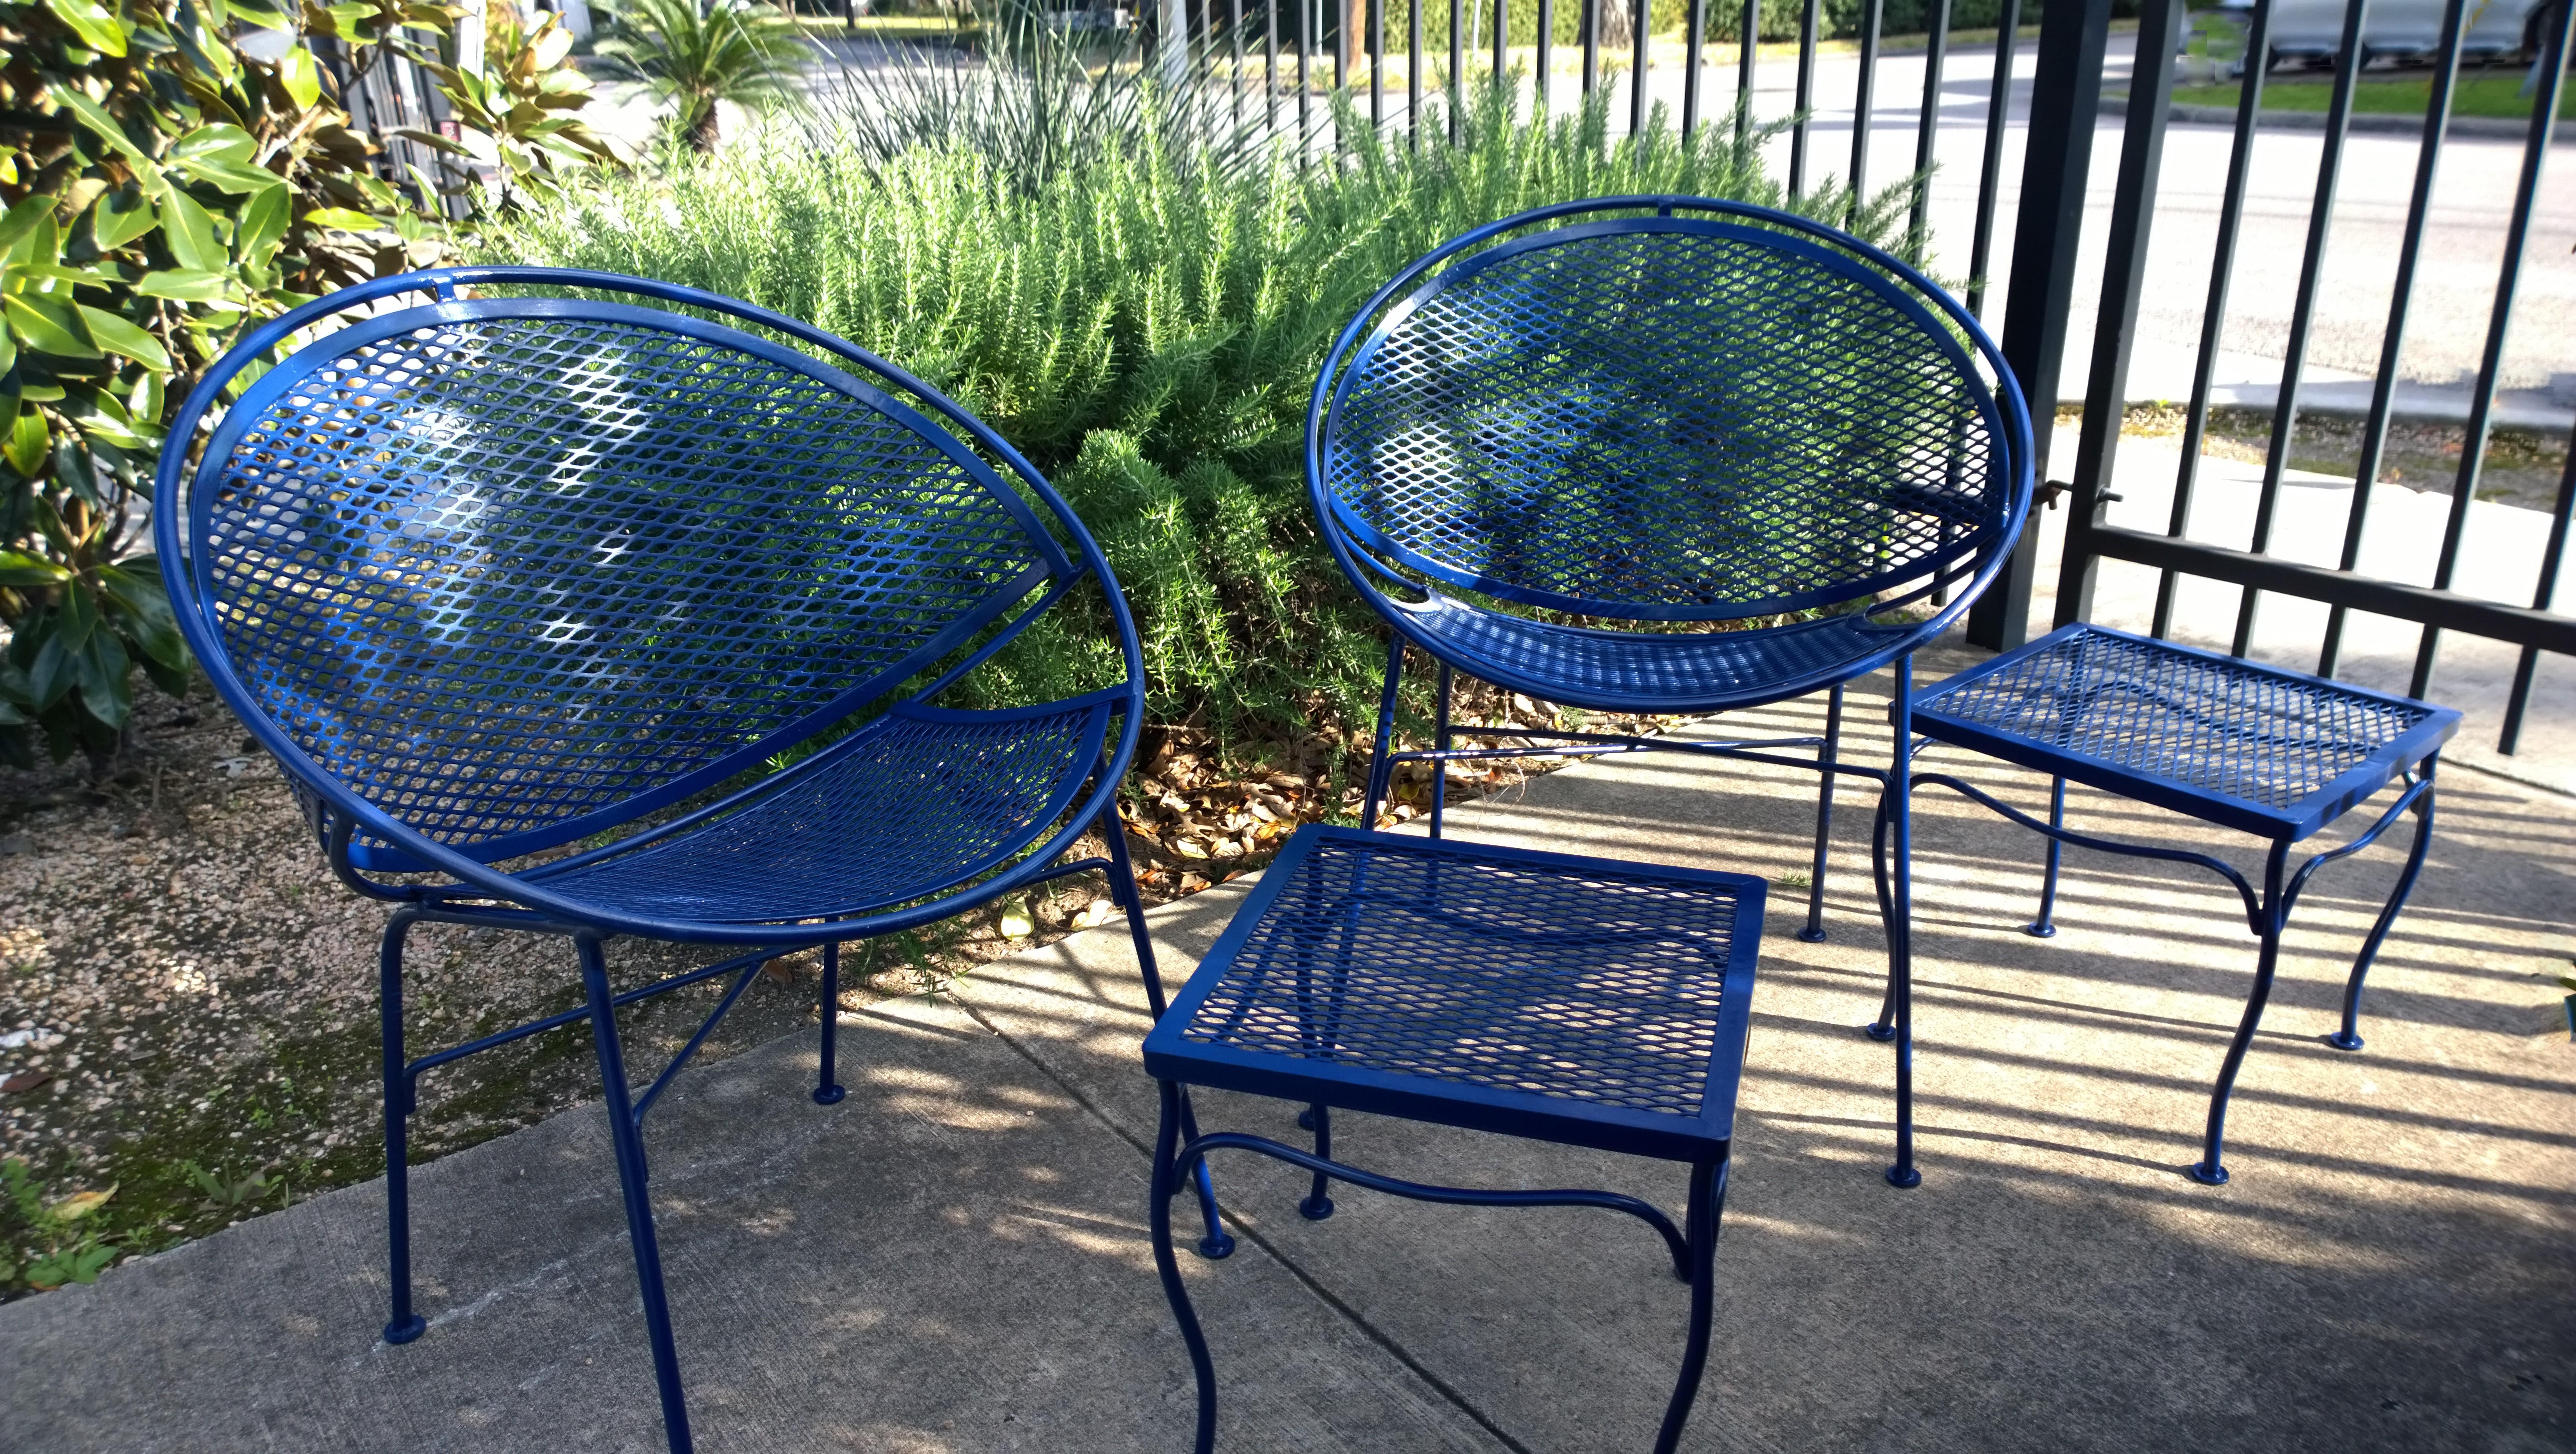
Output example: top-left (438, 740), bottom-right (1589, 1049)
top-left (156, 269), bottom-right (1137, 895)
top-left (1308, 197), bottom-right (2033, 708)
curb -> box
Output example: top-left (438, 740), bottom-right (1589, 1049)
top-left (2101, 95), bottom-right (2553, 137)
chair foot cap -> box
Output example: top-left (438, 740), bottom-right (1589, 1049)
top-left (813, 1085), bottom-right (847, 1106)
top-left (2324, 1031), bottom-right (2364, 1052)
top-left (1298, 1195), bottom-right (1336, 1221)
top-left (2186, 1161), bottom-right (2230, 1186)
top-left (1296, 1108), bottom-right (1317, 1132)
top-left (1794, 927), bottom-right (1828, 943)
top-left (1862, 1022), bottom-right (1897, 1043)
top-left (2022, 923), bottom-right (2058, 939)
top-left (1195, 1231), bottom-right (1237, 1260)
top-left (383, 1315), bottom-right (428, 1345)
top-left (1884, 1165), bottom-right (1921, 1189)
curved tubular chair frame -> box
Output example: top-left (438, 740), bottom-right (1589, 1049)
top-left (1302, 195), bottom-right (2034, 1185)
top-left (1867, 747), bottom-right (2439, 1186)
top-left (155, 267), bottom-right (1226, 1453)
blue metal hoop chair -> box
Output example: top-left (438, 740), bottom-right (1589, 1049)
top-left (1304, 196), bottom-right (2036, 1186)
top-left (152, 267), bottom-right (1226, 1452)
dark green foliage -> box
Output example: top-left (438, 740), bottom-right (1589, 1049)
top-left (491, 83), bottom-right (1916, 749)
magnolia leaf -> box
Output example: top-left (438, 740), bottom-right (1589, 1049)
top-left (0, 195), bottom-right (53, 254)
top-left (176, 154), bottom-right (283, 195)
top-left (0, 330), bottom-right (14, 381)
top-left (154, 185), bottom-right (223, 271)
top-left (392, 127), bottom-right (473, 157)
top-left (133, 268), bottom-right (229, 301)
top-left (234, 185), bottom-right (289, 262)
top-left (4, 296), bottom-right (100, 359)
top-left (302, 206), bottom-right (381, 231)
top-left (75, 307), bottom-right (171, 370)
top-left (44, 0), bottom-right (129, 56)
top-left (51, 90), bottom-right (150, 166)
top-left (75, 632), bottom-right (133, 728)
top-left (278, 44), bottom-right (323, 109)
top-left (168, 124), bottom-right (258, 163)
top-left (0, 550), bottom-right (74, 587)
top-left (529, 20), bottom-right (575, 69)
top-left (998, 895), bottom-right (1036, 939)
top-left (88, 187), bottom-right (159, 249)
top-left (4, 411), bottom-right (48, 479)
top-left (47, 1186), bottom-right (117, 1222)
top-left (4, 208), bottom-right (61, 269)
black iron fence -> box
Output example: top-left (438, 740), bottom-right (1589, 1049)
top-left (1140, 0), bottom-right (2571, 759)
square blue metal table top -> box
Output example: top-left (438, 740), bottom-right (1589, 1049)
top-left (1142, 826), bottom-right (1766, 1163)
top-left (1906, 623), bottom-right (2461, 842)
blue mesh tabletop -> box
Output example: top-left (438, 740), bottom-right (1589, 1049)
top-left (1143, 827), bottom-right (1766, 1162)
top-left (1908, 624), bottom-right (2461, 842)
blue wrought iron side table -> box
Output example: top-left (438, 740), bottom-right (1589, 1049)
top-left (1143, 825), bottom-right (1764, 1454)
top-left (1876, 623), bottom-right (2459, 1186)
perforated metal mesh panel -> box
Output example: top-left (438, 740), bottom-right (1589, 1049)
top-left (534, 703), bottom-right (1105, 923)
top-left (1324, 225), bottom-right (2002, 616)
top-left (1407, 594), bottom-right (1906, 705)
top-left (1179, 836), bottom-right (1748, 1116)
top-left (197, 311), bottom-right (1049, 852)
top-left (1921, 627), bottom-right (2434, 812)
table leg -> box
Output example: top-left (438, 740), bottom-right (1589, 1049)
top-left (1150, 1080), bottom-right (1222, 1454)
top-left (2024, 775), bottom-right (2067, 938)
top-left (1796, 684), bottom-right (1844, 942)
top-left (2190, 839), bottom-right (2292, 1186)
top-left (1885, 656), bottom-right (1921, 1189)
top-left (2329, 770), bottom-right (2436, 1053)
top-left (1653, 1155), bottom-right (1730, 1454)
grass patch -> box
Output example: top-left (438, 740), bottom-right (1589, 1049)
top-left (2172, 73), bottom-right (2576, 122)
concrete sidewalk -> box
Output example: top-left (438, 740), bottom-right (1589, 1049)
top-left (4, 652), bottom-right (2571, 1452)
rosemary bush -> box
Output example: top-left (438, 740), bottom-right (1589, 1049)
top-left (489, 83), bottom-right (1912, 747)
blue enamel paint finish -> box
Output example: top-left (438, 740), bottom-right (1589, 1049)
top-left (1887, 622), bottom-right (2457, 1185)
top-left (154, 268), bottom-right (1221, 1452)
top-left (1144, 826), bottom-right (1762, 1454)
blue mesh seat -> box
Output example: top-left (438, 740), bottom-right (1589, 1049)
top-left (153, 268), bottom-right (1221, 1453)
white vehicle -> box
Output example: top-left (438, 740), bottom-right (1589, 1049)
top-left (2212, 0), bottom-right (2550, 66)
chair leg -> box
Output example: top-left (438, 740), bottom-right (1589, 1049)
top-left (813, 940), bottom-right (848, 1106)
top-left (1429, 662), bottom-right (1453, 840)
top-left (1867, 790), bottom-right (1898, 1041)
top-left (1884, 656), bottom-right (1921, 1190)
top-left (1652, 1156), bottom-right (1730, 1454)
top-left (2191, 842), bottom-right (2292, 1187)
top-left (379, 908), bottom-right (428, 1345)
top-left (2329, 775), bottom-right (2436, 1053)
top-left (2024, 776), bottom-right (2067, 938)
top-left (1797, 684), bottom-right (1844, 942)
top-left (577, 935), bottom-right (696, 1454)
top-left (1107, 812), bottom-right (1234, 1259)
top-left (1150, 1079), bottom-right (1222, 1454)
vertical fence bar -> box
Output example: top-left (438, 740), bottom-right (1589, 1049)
top-left (2054, 0), bottom-right (2182, 630)
top-left (1630, 0), bottom-right (1650, 135)
top-left (1451, 0), bottom-right (1465, 136)
top-left (1233, 0), bottom-right (1247, 131)
top-left (1963, 0), bottom-right (2022, 319)
top-left (2317, 0), bottom-right (2467, 677)
top-left (1965, 0), bottom-right (2113, 653)
top-left (1268, 0), bottom-right (1281, 136)
top-left (1734, 0), bottom-right (1757, 142)
top-left (1789, 0), bottom-right (1818, 201)
top-left (2149, 0), bottom-right (2270, 639)
top-left (2499, 444), bottom-right (2576, 753)
top-left (2229, 0), bottom-right (2371, 659)
top-left (1683, 0), bottom-right (1707, 136)
top-left (1849, 0), bottom-right (1882, 219)
top-left (1372, 0), bottom-right (1385, 121)
top-left (1584, 0), bottom-right (1601, 95)
top-left (2409, 0), bottom-right (2571, 699)
top-left (1540, 0), bottom-right (1555, 111)
top-left (1300, 0), bottom-right (1314, 157)
top-left (1906, 0), bottom-right (1951, 261)
top-left (1493, 0), bottom-right (1506, 89)
top-left (1412, 0), bottom-right (1425, 138)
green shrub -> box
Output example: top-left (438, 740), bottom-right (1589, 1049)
top-left (489, 84), bottom-right (1915, 747)
top-left (0, 0), bottom-right (612, 768)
